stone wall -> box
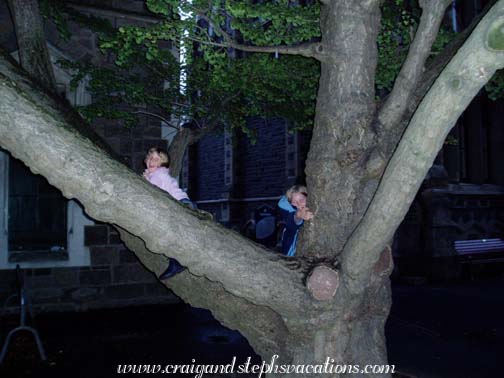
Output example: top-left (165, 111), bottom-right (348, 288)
top-left (193, 117), bottom-right (305, 232)
top-left (0, 1), bottom-right (177, 313)
top-left (394, 183), bottom-right (504, 279)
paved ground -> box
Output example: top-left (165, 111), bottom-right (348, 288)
top-left (386, 276), bottom-right (504, 378)
top-left (0, 275), bottom-right (503, 378)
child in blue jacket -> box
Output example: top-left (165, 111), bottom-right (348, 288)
top-left (278, 185), bottom-right (314, 256)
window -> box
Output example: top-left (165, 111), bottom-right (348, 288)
top-left (8, 157), bottom-right (68, 259)
top-left (0, 151), bottom-right (93, 269)
top-left (180, 150), bottom-right (189, 191)
top-left (224, 129), bottom-right (233, 186)
top-left (220, 202), bottom-right (230, 222)
top-left (286, 128), bottom-right (298, 178)
top-left (0, 45), bottom-right (93, 269)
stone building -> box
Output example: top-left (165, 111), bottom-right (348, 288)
top-left (0, 0), bottom-right (178, 312)
top-left (391, 0), bottom-right (504, 278)
top-left (0, 0), bottom-right (503, 318)
top-left (188, 118), bottom-right (309, 229)
top-left (188, 0), bottom-right (504, 278)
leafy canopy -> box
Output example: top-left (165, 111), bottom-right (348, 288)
top-left (42, 0), bottom-right (503, 135)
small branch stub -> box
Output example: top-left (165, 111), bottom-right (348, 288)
top-left (307, 265), bottom-right (340, 301)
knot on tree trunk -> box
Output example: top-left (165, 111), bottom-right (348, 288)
top-left (372, 245), bottom-right (393, 277)
top-left (306, 265), bottom-right (340, 301)
top-left (486, 17), bottom-right (504, 51)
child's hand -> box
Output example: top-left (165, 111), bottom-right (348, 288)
top-left (296, 206), bottom-right (314, 221)
top-left (142, 170), bottom-right (149, 179)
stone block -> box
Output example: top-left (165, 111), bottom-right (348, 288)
top-left (84, 225), bottom-right (109, 246)
top-left (90, 246), bottom-right (121, 266)
top-left (113, 263), bottom-right (156, 283)
top-left (144, 282), bottom-right (172, 297)
top-left (81, 52), bottom-right (95, 64)
top-left (31, 288), bottom-right (64, 304)
top-left (0, 287), bottom-right (11, 303)
top-left (120, 138), bottom-right (133, 155)
top-left (119, 249), bottom-right (139, 264)
top-left (69, 287), bottom-right (101, 303)
top-left (112, 0), bottom-right (146, 13)
top-left (133, 139), bottom-right (144, 153)
top-left (105, 136), bottom-right (123, 155)
top-left (115, 126), bottom-right (132, 138)
top-left (26, 274), bottom-right (56, 288)
top-left (131, 125), bottom-right (145, 138)
top-left (146, 116), bottom-right (162, 128)
top-left (108, 229), bottom-right (122, 245)
top-left (133, 154), bottom-right (146, 173)
top-left (76, 37), bottom-right (94, 52)
top-left (36, 303), bottom-right (78, 313)
top-left (104, 283), bottom-right (145, 299)
top-left (79, 268), bottom-right (111, 286)
top-left (144, 126), bottom-right (162, 138)
top-left (147, 141), bottom-right (168, 153)
top-left (116, 17), bottom-right (147, 28)
top-left (0, 269), bottom-right (16, 284)
top-left (52, 268), bottom-right (80, 287)
top-left (121, 155), bottom-right (132, 167)
top-left (33, 268), bottom-right (52, 276)
top-left (104, 125), bottom-right (120, 138)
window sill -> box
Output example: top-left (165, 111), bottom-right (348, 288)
top-left (8, 251), bottom-right (69, 263)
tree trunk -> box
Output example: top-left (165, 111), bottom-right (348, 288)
top-left (119, 225), bottom-right (394, 378)
top-left (302, 0), bottom-right (381, 258)
top-left (7, 0), bottom-right (57, 93)
top-left (167, 128), bottom-right (191, 178)
top-left (1, 1), bottom-right (503, 376)
top-left (341, 0), bottom-right (504, 291)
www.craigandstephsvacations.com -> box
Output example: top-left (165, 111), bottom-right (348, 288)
top-left (117, 355), bottom-right (396, 376)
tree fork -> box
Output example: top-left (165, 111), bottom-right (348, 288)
top-left (0, 52), bottom-right (309, 316)
top-left (116, 227), bottom-right (292, 362)
top-left (302, 0), bottom-right (381, 257)
top-left (342, 0), bottom-right (504, 292)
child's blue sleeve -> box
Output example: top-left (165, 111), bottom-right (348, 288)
top-left (283, 209), bottom-right (304, 231)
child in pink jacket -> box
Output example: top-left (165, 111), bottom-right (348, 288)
top-left (143, 147), bottom-right (195, 279)
top-left (143, 147), bottom-right (190, 202)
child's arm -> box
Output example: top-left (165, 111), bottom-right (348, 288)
top-left (150, 172), bottom-right (189, 201)
top-left (295, 206), bottom-right (314, 222)
top-left (284, 209), bottom-right (304, 231)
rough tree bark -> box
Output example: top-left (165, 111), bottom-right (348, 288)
top-left (167, 92), bottom-right (241, 177)
top-left (0, 0), bottom-right (503, 377)
top-left (302, 1), bottom-right (382, 258)
top-left (6, 0), bottom-right (57, 93)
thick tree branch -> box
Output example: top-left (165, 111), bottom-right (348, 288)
top-left (375, 0), bottom-right (497, 161)
top-left (341, 0), bottom-right (504, 292)
top-left (0, 52), bottom-right (310, 315)
top-left (166, 127), bottom-right (191, 178)
top-left (195, 13), bottom-right (323, 60)
top-left (116, 227), bottom-right (291, 361)
top-left (168, 90), bottom-right (241, 177)
top-left (301, 0), bottom-right (381, 257)
top-left (7, 0), bottom-right (57, 94)
top-left (377, 0), bottom-right (452, 131)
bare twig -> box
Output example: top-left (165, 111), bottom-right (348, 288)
top-left (195, 12), bottom-right (324, 60)
top-left (131, 110), bottom-right (179, 130)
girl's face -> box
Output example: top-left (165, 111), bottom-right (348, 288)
top-left (291, 192), bottom-right (307, 209)
top-left (145, 152), bottom-right (162, 173)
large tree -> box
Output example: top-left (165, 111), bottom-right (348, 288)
top-left (1, 0), bottom-right (504, 376)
